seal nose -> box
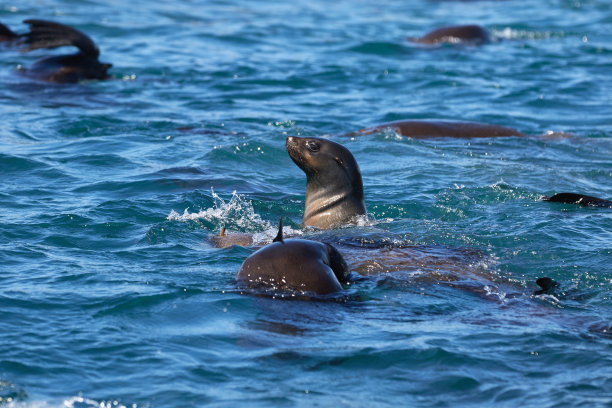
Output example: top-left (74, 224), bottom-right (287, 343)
top-left (286, 136), bottom-right (298, 149)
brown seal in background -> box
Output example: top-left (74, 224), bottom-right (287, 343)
top-left (358, 120), bottom-right (525, 138)
top-left (412, 24), bottom-right (490, 45)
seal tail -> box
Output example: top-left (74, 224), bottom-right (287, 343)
top-left (21, 19), bottom-right (100, 58)
top-left (0, 22), bottom-right (18, 40)
top-left (272, 217), bottom-right (284, 243)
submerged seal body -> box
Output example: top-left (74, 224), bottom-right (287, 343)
top-left (414, 25), bottom-right (490, 45)
top-left (24, 53), bottom-right (111, 83)
top-left (286, 136), bottom-right (367, 229)
top-left (19, 19), bottom-right (111, 83)
top-left (210, 227), bottom-right (254, 248)
top-left (236, 220), bottom-right (348, 295)
top-left (359, 120), bottom-right (524, 139)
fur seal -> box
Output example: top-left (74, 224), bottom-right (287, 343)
top-left (210, 136), bottom-right (366, 247)
top-left (413, 25), bottom-right (490, 45)
top-left (286, 136), bottom-right (367, 229)
top-left (18, 19), bottom-right (111, 83)
top-left (236, 219), bottom-right (349, 295)
top-left (358, 120), bottom-right (525, 138)
top-left (544, 193), bottom-right (612, 208)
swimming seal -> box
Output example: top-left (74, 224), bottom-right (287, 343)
top-left (358, 120), bottom-right (525, 138)
top-left (286, 136), bottom-right (367, 229)
top-left (211, 137), bottom-right (367, 247)
top-left (236, 219), bottom-right (349, 295)
top-left (544, 193), bottom-right (612, 208)
top-left (413, 25), bottom-right (490, 45)
top-left (19, 19), bottom-right (111, 83)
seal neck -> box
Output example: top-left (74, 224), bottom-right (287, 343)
top-left (304, 184), bottom-right (366, 228)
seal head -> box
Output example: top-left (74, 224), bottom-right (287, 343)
top-left (286, 136), bottom-right (367, 229)
top-left (534, 277), bottom-right (560, 296)
top-left (236, 219), bottom-right (348, 295)
top-left (414, 25), bottom-right (490, 45)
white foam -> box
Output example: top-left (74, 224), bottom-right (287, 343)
top-left (5, 396), bottom-right (137, 408)
top-left (351, 214), bottom-right (379, 227)
top-left (167, 188), bottom-right (267, 230)
top-left (492, 27), bottom-right (553, 41)
top-left (167, 188), bottom-right (305, 243)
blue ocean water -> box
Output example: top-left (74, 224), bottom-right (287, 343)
top-left (1, 0), bottom-right (611, 407)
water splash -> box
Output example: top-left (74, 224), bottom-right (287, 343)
top-left (493, 27), bottom-right (556, 41)
top-left (167, 188), bottom-right (303, 244)
top-left (167, 188), bottom-right (267, 231)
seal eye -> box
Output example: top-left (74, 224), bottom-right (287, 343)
top-left (305, 141), bottom-right (320, 152)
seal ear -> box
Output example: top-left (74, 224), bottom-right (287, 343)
top-left (334, 156), bottom-right (343, 165)
top-left (272, 217), bottom-right (284, 243)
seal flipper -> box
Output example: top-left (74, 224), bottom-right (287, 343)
top-left (272, 217), bottom-right (284, 243)
top-left (534, 277), bottom-right (559, 295)
top-left (544, 193), bottom-right (612, 208)
top-left (21, 19), bottom-right (100, 58)
top-left (0, 22), bottom-right (18, 41)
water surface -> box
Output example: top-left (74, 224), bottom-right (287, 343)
top-left (1, 0), bottom-right (611, 407)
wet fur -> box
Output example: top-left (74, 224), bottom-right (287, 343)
top-left (236, 220), bottom-right (349, 295)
